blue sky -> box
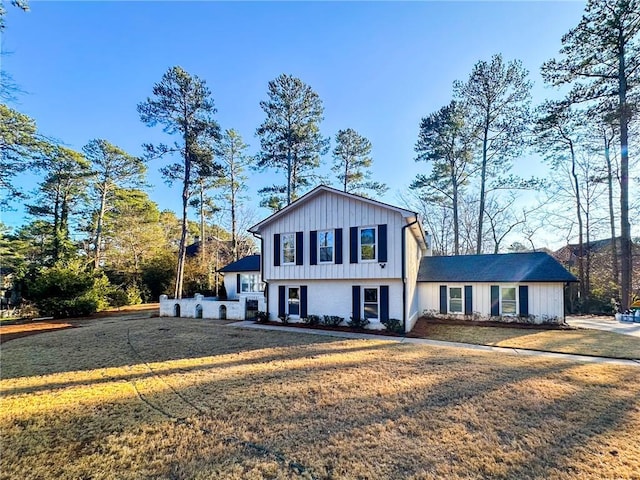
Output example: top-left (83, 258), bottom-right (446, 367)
top-left (2, 1), bottom-right (590, 245)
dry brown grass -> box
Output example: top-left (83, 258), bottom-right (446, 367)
top-left (411, 320), bottom-right (640, 360)
top-left (1, 316), bottom-right (640, 479)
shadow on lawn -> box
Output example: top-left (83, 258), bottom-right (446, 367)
top-left (3, 332), bottom-right (639, 479)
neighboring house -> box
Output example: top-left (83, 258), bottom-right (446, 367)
top-left (219, 254), bottom-right (264, 300)
top-left (248, 185), bottom-right (429, 332)
top-left (417, 253), bottom-right (577, 324)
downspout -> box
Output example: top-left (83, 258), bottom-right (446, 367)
top-left (252, 232), bottom-right (268, 318)
top-left (401, 219), bottom-right (419, 334)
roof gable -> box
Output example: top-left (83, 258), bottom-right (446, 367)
top-left (249, 185), bottom-right (417, 233)
top-left (417, 252), bottom-right (577, 283)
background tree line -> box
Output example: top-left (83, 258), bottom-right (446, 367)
top-left (0, 0), bottom-right (638, 317)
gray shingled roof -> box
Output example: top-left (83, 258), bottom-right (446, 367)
top-left (219, 254), bottom-right (260, 273)
top-left (417, 252), bottom-right (577, 283)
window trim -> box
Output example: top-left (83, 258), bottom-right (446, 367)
top-left (287, 286), bottom-right (300, 318)
top-left (500, 286), bottom-right (518, 316)
top-left (362, 286), bottom-right (379, 321)
top-left (240, 274), bottom-right (264, 294)
top-left (281, 233), bottom-right (296, 265)
top-left (359, 226), bottom-right (377, 262)
top-left (448, 286), bottom-right (464, 314)
top-left (317, 230), bottom-right (334, 264)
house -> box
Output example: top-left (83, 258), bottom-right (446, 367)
top-left (161, 185), bottom-right (577, 329)
top-left (219, 254), bottom-right (264, 300)
top-left (417, 253), bottom-right (577, 324)
top-left (248, 185), bottom-right (429, 332)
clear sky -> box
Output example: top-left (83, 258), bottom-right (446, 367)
top-left (2, 1), bottom-right (595, 246)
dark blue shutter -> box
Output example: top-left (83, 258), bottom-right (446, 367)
top-left (295, 231), bottom-right (303, 266)
top-left (519, 286), bottom-right (529, 317)
top-left (491, 285), bottom-right (500, 316)
top-left (273, 234), bottom-right (281, 266)
top-left (439, 286), bottom-right (447, 314)
top-left (310, 231), bottom-right (318, 265)
top-left (335, 228), bottom-right (343, 264)
top-left (278, 286), bottom-right (286, 318)
top-left (236, 274), bottom-right (241, 294)
top-left (378, 224), bottom-right (387, 262)
top-left (350, 227), bottom-right (358, 263)
top-left (352, 286), bottom-right (361, 320)
top-left (464, 285), bottom-right (473, 315)
top-left (300, 286), bottom-right (308, 318)
top-left (380, 285), bottom-right (389, 322)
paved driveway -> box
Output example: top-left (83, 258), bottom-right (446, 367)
top-left (566, 315), bottom-right (640, 338)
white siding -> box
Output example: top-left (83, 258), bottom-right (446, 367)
top-left (267, 279), bottom-right (404, 329)
top-left (418, 282), bottom-right (566, 323)
top-left (222, 271), bottom-right (262, 300)
top-left (260, 190), bottom-right (405, 281)
top-left (404, 226), bottom-right (423, 332)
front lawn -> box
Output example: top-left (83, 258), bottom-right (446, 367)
top-left (1, 316), bottom-right (639, 479)
top-left (411, 318), bottom-right (640, 360)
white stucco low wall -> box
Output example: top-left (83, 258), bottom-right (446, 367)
top-left (159, 294), bottom-right (266, 320)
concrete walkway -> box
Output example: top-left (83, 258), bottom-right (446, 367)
top-left (227, 321), bottom-right (640, 368)
top-left (566, 315), bottom-right (640, 338)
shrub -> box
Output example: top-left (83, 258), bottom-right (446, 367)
top-left (255, 311), bottom-right (269, 323)
top-left (322, 315), bottom-right (344, 327)
top-left (27, 261), bottom-right (112, 318)
top-left (107, 287), bottom-right (129, 309)
top-left (381, 318), bottom-right (403, 333)
top-left (302, 314), bottom-right (321, 326)
top-left (278, 314), bottom-right (291, 324)
top-left (125, 284), bottom-right (143, 305)
top-left (348, 316), bottom-right (370, 329)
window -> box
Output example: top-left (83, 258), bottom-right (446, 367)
top-left (318, 230), bottom-right (334, 263)
top-left (360, 227), bottom-right (376, 261)
top-left (240, 274), bottom-right (264, 293)
top-left (501, 287), bottom-right (517, 315)
top-left (363, 287), bottom-right (378, 319)
top-left (282, 233), bottom-right (295, 264)
top-left (288, 287), bottom-right (300, 316)
top-left (449, 287), bottom-right (462, 313)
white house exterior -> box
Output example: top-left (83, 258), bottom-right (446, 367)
top-left (248, 185), bottom-right (429, 332)
top-left (417, 253), bottom-right (576, 324)
top-left (160, 186), bottom-right (576, 328)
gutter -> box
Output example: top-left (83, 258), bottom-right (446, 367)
top-left (252, 232), bottom-right (268, 318)
top-left (401, 219), bottom-right (419, 334)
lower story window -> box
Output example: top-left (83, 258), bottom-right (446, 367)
top-left (240, 274), bottom-right (264, 293)
top-left (288, 287), bottom-right (300, 316)
top-left (501, 287), bottom-right (517, 315)
top-left (449, 287), bottom-right (462, 313)
top-left (363, 287), bottom-right (378, 320)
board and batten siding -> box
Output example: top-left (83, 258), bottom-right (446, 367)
top-left (267, 279), bottom-right (403, 326)
top-left (261, 190), bottom-right (405, 281)
top-left (418, 282), bottom-right (565, 321)
top-left (404, 226), bottom-right (423, 331)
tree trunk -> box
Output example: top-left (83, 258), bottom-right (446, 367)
top-left (452, 172), bottom-right (460, 256)
top-left (94, 185), bottom-right (108, 270)
top-left (476, 123), bottom-right (489, 254)
top-left (618, 30), bottom-right (631, 311)
top-left (570, 142), bottom-right (586, 310)
top-left (603, 130), bottom-right (619, 292)
top-left (199, 181), bottom-right (205, 264)
top-left (174, 138), bottom-right (190, 299)
top-left (231, 164), bottom-right (238, 261)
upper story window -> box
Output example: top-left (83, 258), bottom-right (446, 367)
top-left (240, 274), bottom-right (264, 293)
top-left (501, 287), bottom-right (517, 315)
top-left (282, 233), bottom-right (296, 265)
top-left (360, 227), bottom-right (376, 261)
top-left (318, 230), bottom-right (334, 263)
top-left (449, 287), bottom-right (463, 313)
